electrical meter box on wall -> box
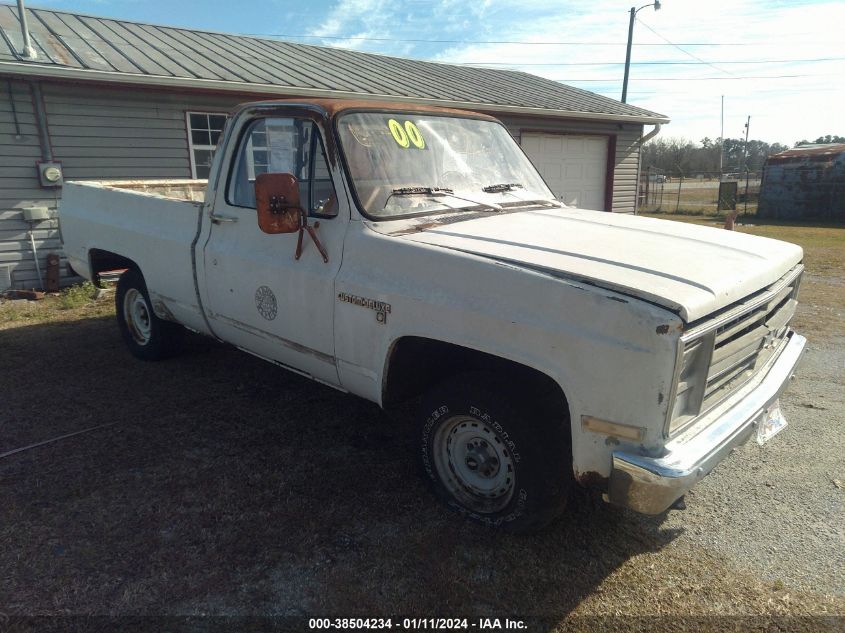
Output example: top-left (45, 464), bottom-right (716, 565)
top-left (22, 206), bottom-right (53, 222)
top-left (36, 161), bottom-right (63, 188)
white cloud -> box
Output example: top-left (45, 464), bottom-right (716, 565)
top-left (431, 0), bottom-right (845, 144)
top-left (299, 0), bottom-right (843, 144)
top-left (305, 0), bottom-right (414, 54)
top-left (309, 0), bottom-right (386, 37)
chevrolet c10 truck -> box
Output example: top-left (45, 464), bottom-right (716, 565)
top-left (59, 98), bottom-right (806, 531)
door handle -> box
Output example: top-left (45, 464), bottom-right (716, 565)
top-left (210, 213), bottom-right (238, 224)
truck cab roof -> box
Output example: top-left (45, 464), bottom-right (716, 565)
top-left (231, 97), bottom-right (500, 122)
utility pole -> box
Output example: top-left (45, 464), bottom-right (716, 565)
top-left (725, 115), bottom-right (751, 230)
top-left (622, 8), bottom-right (636, 104)
top-left (719, 95), bottom-right (724, 176)
top-left (742, 115), bottom-right (751, 215)
top-left (621, 1), bottom-right (661, 103)
top-left (740, 116), bottom-right (750, 171)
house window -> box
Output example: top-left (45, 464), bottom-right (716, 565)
top-left (243, 125), bottom-right (269, 181)
top-left (187, 112), bottom-right (228, 179)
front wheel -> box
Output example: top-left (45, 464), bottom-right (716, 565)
top-left (418, 372), bottom-right (572, 532)
top-left (115, 269), bottom-right (182, 361)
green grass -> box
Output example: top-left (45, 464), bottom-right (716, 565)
top-left (57, 281), bottom-right (99, 310)
top-left (642, 214), bottom-right (845, 339)
top-left (641, 213), bottom-right (845, 250)
top-left (0, 282), bottom-right (113, 327)
top-left (0, 302), bottom-right (42, 325)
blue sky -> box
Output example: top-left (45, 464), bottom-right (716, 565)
top-left (24, 0), bottom-right (845, 145)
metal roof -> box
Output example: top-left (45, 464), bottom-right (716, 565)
top-left (0, 4), bottom-right (668, 124)
top-left (767, 143), bottom-right (845, 162)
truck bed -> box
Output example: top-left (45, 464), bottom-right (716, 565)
top-left (60, 179), bottom-right (208, 332)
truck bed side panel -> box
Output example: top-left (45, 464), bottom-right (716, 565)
top-left (60, 182), bottom-right (208, 334)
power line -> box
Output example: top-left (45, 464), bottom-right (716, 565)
top-left (460, 56), bottom-right (845, 67)
top-left (606, 86), bottom-right (844, 96)
top-left (635, 18), bottom-right (733, 76)
top-left (240, 32), bottom-right (834, 47)
top-left (612, 84), bottom-right (844, 94)
top-left (554, 73), bottom-right (836, 82)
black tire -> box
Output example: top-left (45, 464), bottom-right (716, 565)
top-left (418, 371), bottom-right (572, 532)
top-left (115, 269), bottom-right (183, 361)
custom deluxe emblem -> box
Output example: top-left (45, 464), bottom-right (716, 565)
top-left (255, 285), bottom-right (278, 321)
top-left (338, 292), bottom-right (391, 324)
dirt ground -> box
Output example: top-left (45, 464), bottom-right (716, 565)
top-left (1, 216), bottom-right (843, 632)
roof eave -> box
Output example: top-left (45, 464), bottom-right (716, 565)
top-left (0, 63), bottom-right (671, 125)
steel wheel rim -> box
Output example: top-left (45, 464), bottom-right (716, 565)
top-left (432, 414), bottom-right (516, 513)
top-left (123, 288), bottom-right (152, 345)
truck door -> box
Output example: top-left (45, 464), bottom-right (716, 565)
top-left (201, 115), bottom-right (346, 385)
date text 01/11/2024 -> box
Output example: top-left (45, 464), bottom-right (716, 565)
top-left (308, 618), bottom-right (527, 630)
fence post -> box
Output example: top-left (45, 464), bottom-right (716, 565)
top-left (743, 168), bottom-right (751, 216)
top-left (675, 173), bottom-right (683, 213)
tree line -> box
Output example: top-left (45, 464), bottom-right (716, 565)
top-left (642, 134), bottom-right (844, 176)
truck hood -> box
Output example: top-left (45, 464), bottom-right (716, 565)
top-left (393, 208), bottom-right (803, 322)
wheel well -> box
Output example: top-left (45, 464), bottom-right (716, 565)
top-left (383, 336), bottom-right (568, 414)
top-left (89, 249), bottom-right (139, 285)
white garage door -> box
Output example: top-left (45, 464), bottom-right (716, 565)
top-left (520, 133), bottom-right (609, 211)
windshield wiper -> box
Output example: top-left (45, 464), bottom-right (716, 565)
top-left (480, 182), bottom-right (561, 209)
top-left (384, 186), bottom-right (501, 212)
top-left (392, 186), bottom-right (454, 196)
top-left (482, 182), bottom-right (523, 193)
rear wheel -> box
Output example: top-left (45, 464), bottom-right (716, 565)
top-left (115, 269), bottom-right (182, 361)
top-left (418, 372), bottom-right (572, 532)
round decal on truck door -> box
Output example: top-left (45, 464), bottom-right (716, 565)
top-left (255, 285), bottom-right (278, 321)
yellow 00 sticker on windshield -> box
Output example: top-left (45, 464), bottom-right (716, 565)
top-left (405, 121), bottom-right (425, 149)
top-left (388, 119), bottom-right (410, 148)
top-left (388, 119), bottom-right (425, 149)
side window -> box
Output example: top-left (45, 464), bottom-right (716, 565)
top-left (228, 117), bottom-right (338, 217)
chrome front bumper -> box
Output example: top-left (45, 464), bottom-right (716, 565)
top-left (608, 331), bottom-right (807, 514)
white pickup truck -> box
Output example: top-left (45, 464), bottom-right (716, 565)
top-left (60, 98), bottom-right (806, 531)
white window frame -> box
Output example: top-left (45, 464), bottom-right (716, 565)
top-left (186, 111), bottom-right (228, 179)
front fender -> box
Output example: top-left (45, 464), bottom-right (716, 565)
top-left (334, 224), bottom-right (682, 482)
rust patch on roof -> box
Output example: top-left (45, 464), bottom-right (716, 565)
top-left (46, 34), bottom-right (74, 66)
top-left (767, 143), bottom-right (845, 163)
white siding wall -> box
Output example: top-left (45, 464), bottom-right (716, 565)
top-left (0, 80), bottom-right (62, 289)
top-left (612, 127), bottom-right (642, 213)
top-left (43, 83), bottom-right (243, 180)
top-left (0, 80), bottom-right (244, 289)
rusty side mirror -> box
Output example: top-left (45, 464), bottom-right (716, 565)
top-left (255, 172), bottom-right (303, 234)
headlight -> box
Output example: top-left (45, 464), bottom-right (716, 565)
top-left (668, 332), bottom-right (715, 433)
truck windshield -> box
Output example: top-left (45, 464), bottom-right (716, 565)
top-left (337, 112), bottom-right (555, 219)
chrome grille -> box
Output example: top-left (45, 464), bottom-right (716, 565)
top-left (667, 265), bottom-right (803, 435)
top-left (702, 273), bottom-right (800, 409)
